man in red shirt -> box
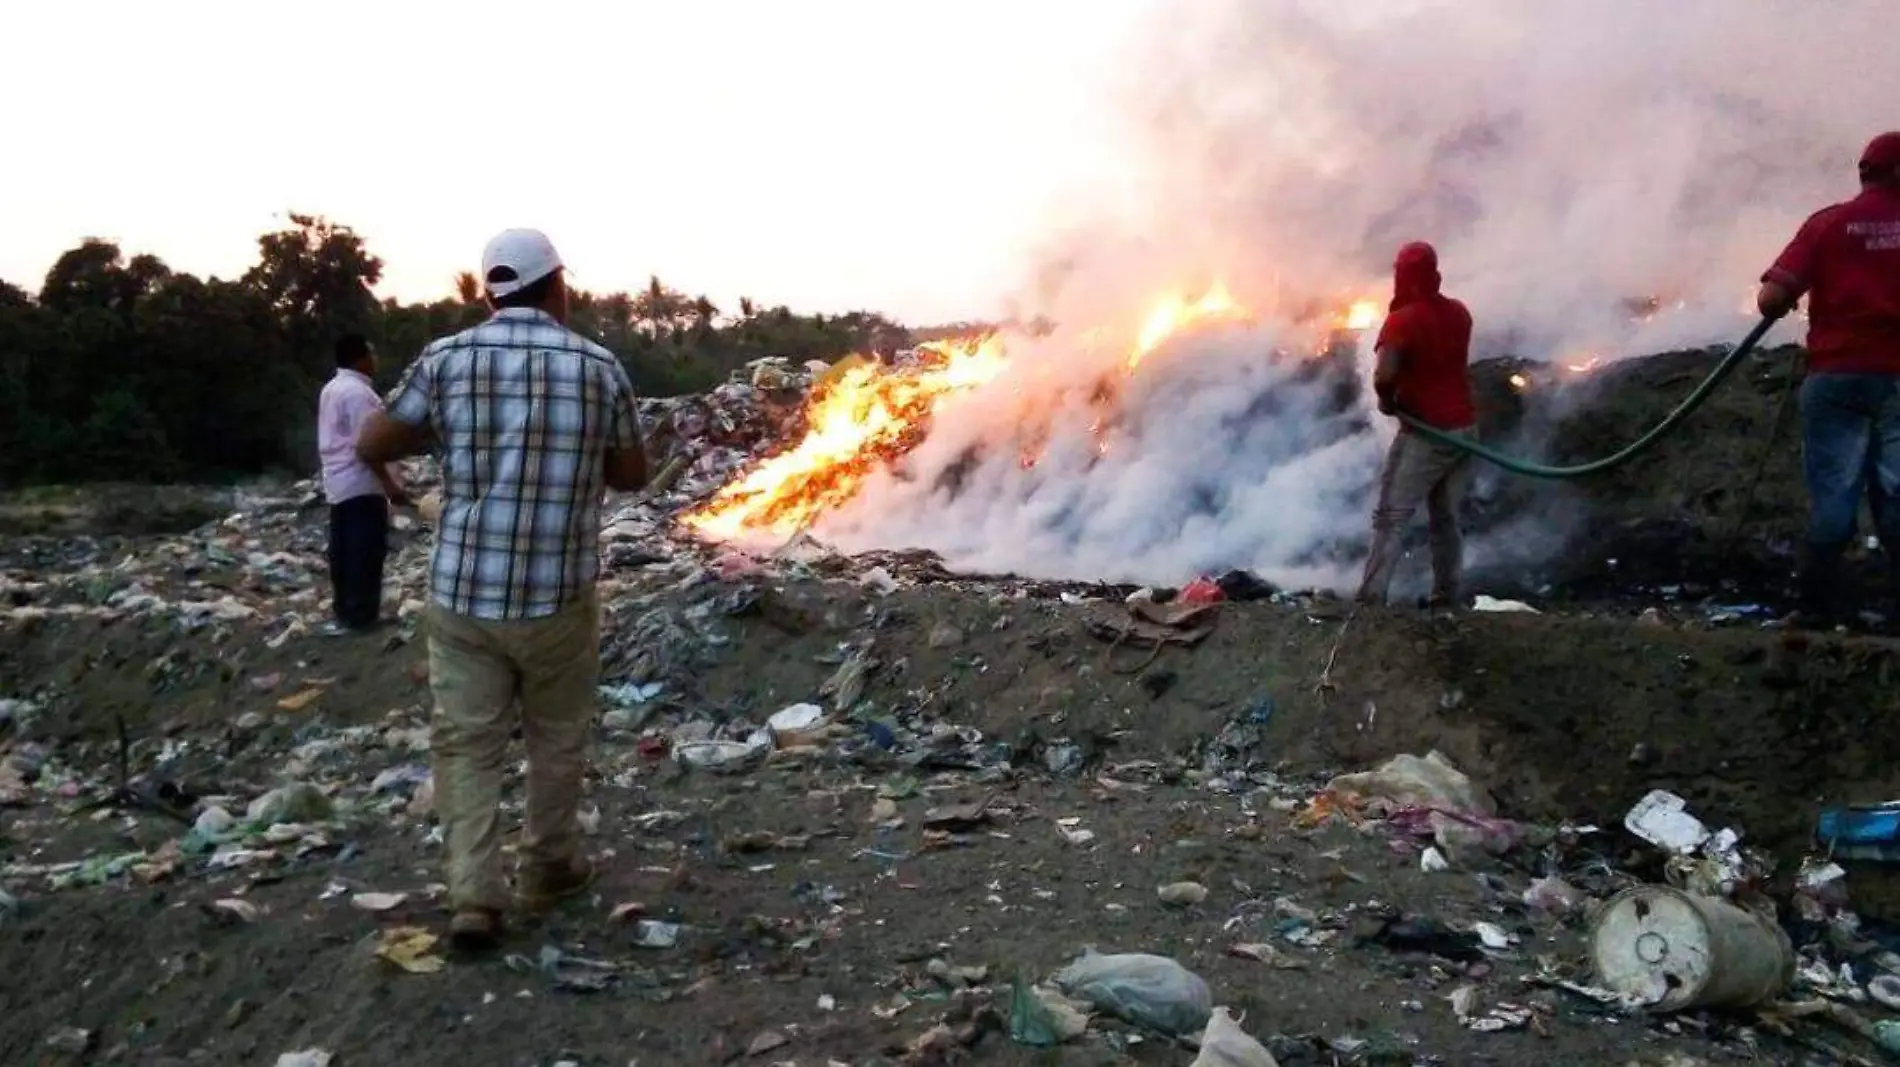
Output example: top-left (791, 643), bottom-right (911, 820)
top-left (1758, 132), bottom-right (1900, 623)
top-left (1356, 241), bottom-right (1477, 607)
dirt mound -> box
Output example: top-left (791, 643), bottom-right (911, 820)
top-left (7, 345), bottom-right (1900, 1066)
top-left (1462, 345), bottom-right (1821, 603)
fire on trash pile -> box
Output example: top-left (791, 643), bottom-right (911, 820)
top-left (6, 358), bottom-right (1900, 1067)
top-left (0, 288), bottom-right (1891, 1066)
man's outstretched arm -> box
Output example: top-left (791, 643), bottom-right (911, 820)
top-left (357, 354), bottom-right (435, 465)
top-left (1373, 346), bottom-right (1403, 415)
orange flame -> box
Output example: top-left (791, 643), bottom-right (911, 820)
top-left (1128, 283), bottom-right (1243, 370)
top-left (680, 336), bottom-right (1008, 539)
top-left (685, 284), bottom-right (1387, 542)
top-left (1343, 299), bottom-right (1380, 332)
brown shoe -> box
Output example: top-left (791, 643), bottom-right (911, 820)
top-left (519, 855), bottom-right (597, 912)
top-left (448, 907), bottom-right (504, 952)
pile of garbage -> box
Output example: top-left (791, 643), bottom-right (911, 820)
top-left (637, 356), bottom-right (819, 500)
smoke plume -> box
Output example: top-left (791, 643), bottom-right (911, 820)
top-left (804, 0), bottom-right (1898, 590)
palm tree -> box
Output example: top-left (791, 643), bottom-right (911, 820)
top-left (453, 271), bottom-right (481, 305)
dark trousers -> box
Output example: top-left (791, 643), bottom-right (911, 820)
top-left (328, 494), bottom-right (389, 629)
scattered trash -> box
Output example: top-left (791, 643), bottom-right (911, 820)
top-left (512, 944), bottom-right (622, 993)
top-left (1875, 1019), bottom-right (1900, 1055)
top-left (1523, 875), bottom-right (1586, 918)
top-left (821, 650), bottom-right (873, 712)
top-left (0, 382), bottom-right (1888, 1067)
top-left (1009, 976), bottom-right (1091, 1047)
top-left (273, 1051), bottom-right (333, 1067)
top-left (1818, 802), bottom-right (1900, 862)
top-left (1473, 921), bottom-right (1515, 952)
top-left (350, 891), bottom-right (407, 913)
top-left (247, 782), bottom-right (333, 826)
top-left (1190, 1006), bottom-right (1280, 1067)
top-left (1448, 983), bottom-right (1537, 1033)
top-left (599, 682), bottom-right (664, 730)
top-left (1178, 577), bottom-right (1226, 606)
top-left (1055, 818), bottom-right (1096, 847)
top-left (1624, 791), bottom-right (1758, 898)
top-left (746, 1030), bottom-right (789, 1057)
top-left (632, 920), bottom-right (682, 949)
top-left (1052, 949), bottom-right (1212, 1036)
top-left (1363, 916), bottom-right (1485, 964)
top-left (766, 702), bottom-right (830, 746)
top-left (1472, 596), bottom-right (1539, 613)
top-left (1158, 881), bottom-right (1210, 907)
top-left (1625, 790), bottom-right (1712, 854)
top-left (276, 687), bottom-right (326, 713)
top-left (44, 1026), bottom-right (93, 1055)
top-left (193, 805), bottom-right (236, 839)
top-left (675, 737), bottom-right (771, 775)
top-left (1327, 750), bottom-right (1494, 816)
top-left (205, 897), bottom-right (261, 924)
top-left (375, 927), bottom-right (445, 974)
top-left (922, 797), bottom-right (995, 832)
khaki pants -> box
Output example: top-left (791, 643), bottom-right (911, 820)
top-left (1356, 426), bottom-right (1474, 605)
top-left (427, 590), bottom-right (599, 912)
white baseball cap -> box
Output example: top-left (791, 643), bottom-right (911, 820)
top-left (480, 228), bottom-right (564, 297)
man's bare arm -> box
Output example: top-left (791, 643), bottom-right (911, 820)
top-left (604, 368), bottom-right (651, 493)
top-left (372, 462), bottom-right (411, 507)
top-left (1373, 346), bottom-right (1403, 415)
top-left (1757, 280), bottom-right (1799, 320)
top-left (356, 412), bottom-right (430, 465)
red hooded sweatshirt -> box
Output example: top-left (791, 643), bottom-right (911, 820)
top-left (1374, 242), bottom-right (1475, 429)
top-left (1762, 187), bottom-right (1900, 375)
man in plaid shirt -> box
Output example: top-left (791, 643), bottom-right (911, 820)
top-left (358, 229), bottom-right (648, 949)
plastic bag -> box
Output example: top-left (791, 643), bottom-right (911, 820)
top-left (1326, 750), bottom-right (1493, 815)
top-left (1191, 1007), bottom-right (1279, 1067)
top-left (1052, 949), bottom-right (1211, 1036)
top-left (1008, 974), bottom-right (1090, 1046)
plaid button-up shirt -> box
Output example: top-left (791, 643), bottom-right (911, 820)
top-left (386, 307), bottom-right (643, 620)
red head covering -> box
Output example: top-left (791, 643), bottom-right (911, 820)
top-left (1862, 132), bottom-right (1900, 172)
top-left (1391, 241), bottom-right (1442, 309)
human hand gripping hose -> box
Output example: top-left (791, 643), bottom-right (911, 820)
top-left (1394, 315), bottom-right (1780, 479)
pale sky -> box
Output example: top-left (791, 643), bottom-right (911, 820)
top-left (1, 0), bottom-right (1153, 324)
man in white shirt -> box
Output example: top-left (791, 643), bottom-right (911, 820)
top-left (317, 334), bottom-right (408, 635)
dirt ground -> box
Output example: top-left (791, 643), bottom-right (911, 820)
top-left (5, 346), bottom-right (1900, 1066)
top-left (6, 565), bottom-right (1900, 1065)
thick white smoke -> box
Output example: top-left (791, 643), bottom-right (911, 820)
top-left (798, 0), bottom-right (1899, 590)
top-left (820, 325), bottom-right (1385, 587)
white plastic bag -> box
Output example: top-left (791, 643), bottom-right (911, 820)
top-left (1052, 949), bottom-right (1212, 1035)
top-left (1192, 1007), bottom-right (1279, 1067)
top-left (1326, 750), bottom-right (1493, 815)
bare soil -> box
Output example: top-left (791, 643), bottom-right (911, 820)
top-left (4, 346), bottom-right (1897, 1066)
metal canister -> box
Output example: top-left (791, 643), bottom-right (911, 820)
top-left (1590, 885), bottom-right (1793, 1011)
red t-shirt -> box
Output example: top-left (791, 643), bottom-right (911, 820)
top-left (1375, 295), bottom-right (1475, 429)
top-left (1764, 187), bottom-right (1900, 374)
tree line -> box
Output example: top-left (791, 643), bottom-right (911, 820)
top-left (0, 214), bottom-right (916, 486)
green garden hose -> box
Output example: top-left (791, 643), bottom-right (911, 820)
top-left (1395, 315), bottom-right (1779, 479)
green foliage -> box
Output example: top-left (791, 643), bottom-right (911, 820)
top-left (0, 215), bottom-right (916, 487)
